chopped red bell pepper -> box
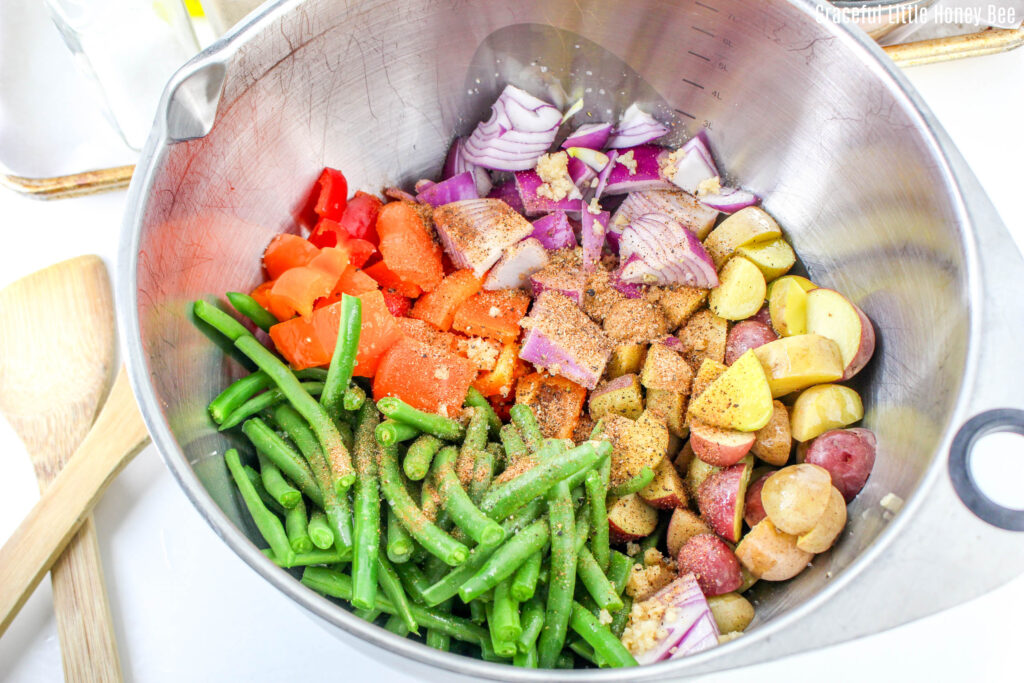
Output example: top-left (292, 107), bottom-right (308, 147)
top-left (380, 289), bottom-right (411, 317)
top-left (309, 219), bottom-right (377, 267)
top-left (314, 168), bottom-right (348, 221)
top-left (339, 191), bottom-right (382, 242)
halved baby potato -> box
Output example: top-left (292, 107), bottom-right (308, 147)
top-left (789, 383), bottom-right (864, 442)
top-left (805, 288), bottom-right (876, 380)
top-left (796, 485), bottom-right (847, 553)
top-left (735, 518), bottom-right (813, 581)
top-left (709, 257), bottom-right (767, 321)
top-left (752, 334), bottom-right (844, 397)
top-left (737, 238), bottom-right (796, 282)
top-left (703, 207), bottom-right (782, 268)
top-left (767, 275), bottom-right (809, 337)
top-left (760, 463), bottom-right (833, 535)
top-left (688, 350), bottom-right (774, 432)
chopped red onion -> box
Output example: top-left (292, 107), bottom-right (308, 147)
top-left (699, 186), bottom-right (760, 213)
top-left (593, 150), bottom-right (618, 200)
top-left (443, 137), bottom-right (493, 197)
top-left (565, 147), bottom-right (611, 172)
top-left (415, 171), bottom-right (479, 207)
top-left (514, 170), bottom-right (585, 217)
top-left (610, 189), bottom-right (719, 241)
top-left (609, 256), bottom-right (644, 298)
top-left (530, 267), bottom-right (585, 305)
top-left (483, 237), bottom-right (550, 290)
top-left (415, 179), bottom-right (435, 193)
top-left (463, 85), bottom-right (562, 171)
top-left (630, 573), bottom-right (720, 665)
top-left (619, 213), bottom-right (718, 288)
top-left (664, 135), bottom-right (720, 195)
top-left (487, 180), bottom-right (525, 213)
top-left (567, 157), bottom-right (596, 189)
top-left (432, 198), bottom-right (534, 276)
top-left (518, 291), bottom-right (611, 389)
top-left (561, 122), bottom-right (613, 150)
top-left (530, 211), bottom-right (577, 250)
top-left (607, 104), bottom-right (670, 148)
top-left (602, 145), bottom-right (674, 196)
top-left (581, 207), bottom-right (608, 272)
top-left (384, 187), bottom-right (417, 203)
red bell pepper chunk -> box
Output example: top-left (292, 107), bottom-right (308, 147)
top-left (314, 168), bottom-right (348, 221)
top-left (309, 219), bottom-right (377, 268)
top-left (380, 289), bottom-right (411, 317)
top-left (339, 191), bottom-right (382, 242)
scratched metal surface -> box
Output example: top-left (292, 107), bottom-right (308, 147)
top-left (119, 0), bottom-right (1024, 679)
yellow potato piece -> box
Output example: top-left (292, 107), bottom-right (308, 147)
top-left (752, 334), bottom-right (844, 397)
top-left (688, 350), bottom-right (773, 431)
top-left (607, 343), bottom-right (647, 379)
top-left (709, 257), bottom-right (767, 321)
top-left (736, 238), bottom-right (796, 282)
top-left (703, 207), bottom-right (782, 268)
top-left (707, 593), bottom-right (755, 633)
top-left (767, 276), bottom-right (808, 337)
top-left (790, 383), bottom-right (864, 442)
top-left (735, 518), bottom-right (813, 581)
top-left (805, 288), bottom-right (867, 373)
top-left (797, 486), bottom-right (847, 553)
top-left (760, 463), bottom-right (833, 535)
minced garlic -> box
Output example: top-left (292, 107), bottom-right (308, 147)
top-left (587, 197), bottom-right (603, 215)
top-left (535, 152), bottom-right (578, 201)
top-left (598, 609), bottom-right (613, 626)
top-left (696, 175), bottom-right (722, 197)
top-left (617, 149), bottom-right (637, 175)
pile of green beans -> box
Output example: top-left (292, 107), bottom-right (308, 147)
top-left (194, 295), bottom-right (638, 669)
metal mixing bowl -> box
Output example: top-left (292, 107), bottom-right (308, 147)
top-left (118, 0), bottom-right (1024, 679)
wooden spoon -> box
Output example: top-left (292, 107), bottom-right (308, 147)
top-left (0, 256), bottom-right (123, 680)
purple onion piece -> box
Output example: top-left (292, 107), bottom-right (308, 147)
top-left (609, 256), bottom-right (645, 298)
top-left (463, 85), bottom-right (562, 171)
top-left (487, 179), bottom-right (525, 213)
top-left (415, 179), bottom-right (436, 193)
top-left (593, 150), bottom-right (618, 200)
top-left (514, 170), bottom-right (585, 217)
top-left (529, 268), bottom-right (585, 305)
top-left (433, 198), bottom-right (535, 276)
top-left (529, 211), bottom-right (577, 250)
top-left (483, 237), bottom-right (550, 290)
top-left (610, 189), bottom-right (719, 241)
top-left (631, 574), bottom-right (720, 665)
top-left (581, 208), bottom-right (608, 272)
top-left (618, 212), bottom-right (718, 288)
top-left (518, 291), bottom-right (611, 389)
top-left (699, 186), bottom-right (760, 214)
top-left (562, 121), bottom-right (613, 150)
top-left (384, 187), bottom-right (417, 203)
top-left (567, 156), bottom-right (597, 189)
top-left (443, 137), bottom-right (493, 197)
top-left (607, 104), bottom-right (671, 148)
top-left (415, 171), bottom-right (479, 207)
top-left (665, 135), bottom-right (720, 195)
top-left (602, 145), bottom-right (673, 196)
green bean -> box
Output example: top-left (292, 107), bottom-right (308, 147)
top-left (485, 602), bottom-right (517, 658)
top-left (486, 441), bottom-right (504, 469)
top-left (383, 614), bottom-right (410, 637)
top-left (510, 551), bottom-right (542, 602)
top-left (426, 629), bottom-right (450, 651)
top-left (268, 405), bottom-right (352, 552)
top-left (432, 446), bottom-right (504, 546)
top-left (308, 510), bottom-right (335, 550)
top-left (334, 417), bottom-right (354, 451)
top-left (219, 381), bottom-right (325, 430)
top-left (224, 449), bottom-right (294, 565)
top-left (565, 447), bottom-right (610, 491)
top-left (285, 497), bottom-right (313, 553)
top-left (517, 595), bottom-right (545, 653)
top-left (639, 513), bottom-right (669, 555)
top-left (555, 652), bottom-right (575, 669)
top-left (375, 419), bottom-right (421, 446)
top-left (420, 498), bottom-right (545, 607)
top-left (569, 601), bottom-right (637, 667)
top-left (513, 645), bottom-right (538, 668)
top-left (607, 551), bottom-right (633, 596)
top-left (343, 384), bottom-right (367, 412)
top-left (509, 404), bottom-right (544, 453)
top-left (458, 518), bottom-right (549, 602)
top-left (479, 636), bottom-right (508, 662)
top-left (404, 434), bottom-right (442, 481)
top-left (353, 607), bottom-right (381, 622)
top-left (567, 637), bottom-right (600, 666)
top-left (470, 599), bottom-right (487, 624)
top-left (243, 464), bottom-right (284, 515)
top-left (609, 465), bottom-right (654, 496)
top-left (234, 334), bottom-right (355, 490)
top-left (499, 424), bottom-right (529, 465)
top-left (464, 386), bottom-right (501, 440)
top-left (351, 403), bottom-right (381, 610)
top-left (386, 507), bottom-right (414, 564)
top-left (262, 548), bottom-right (350, 568)
top-left (256, 451), bottom-right (301, 509)
top-left (420, 478), bottom-right (441, 522)
top-left (610, 596), bottom-right (632, 638)
top-left (226, 291), bottom-right (278, 332)
top-left (377, 396), bottom-right (465, 441)
top-left (378, 442), bottom-right (469, 567)
top-left (537, 480), bottom-right (577, 668)
top-left (193, 299), bottom-right (252, 341)
top-left (575, 501), bottom-right (591, 554)
top-left (318, 293), bottom-right (362, 418)
top-left (209, 372), bottom-right (273, 424)
top-left (377, 554), bottom-right (418, 634)
top-left (241, 418), bottom-right (322, 507)
top-left (393, 561), bottom-right (430, 604)
top-left (301, 568), bottom-right (487, 645)
top-left (491, 578), bottom-right (522, 643)
top-left (480, 440), bottom-right (610, 521)
top-left (586, 454), bottom-right (611, 572)
top-left (576, 546), bottom-right (624, 612)
top-left (456, 407), bottom-right (489, 488)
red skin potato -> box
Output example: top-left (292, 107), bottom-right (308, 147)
top-left (751, 305), bottom-right (772, 328)
top-left (804, 428), bottom-right (876, 502)
top-left (689, 421), bottom-right (755, 467)
top-left (842, 302), bottom-right (876, 380)
top-left (744, 472), bottom-right (771, 527)
top-left (725, 320), bottom-right (778, 365)
top-left (608, 493), bottom-right (659, 542)
top-left (696, 462), bottom-right (750, 543)
top-left (677, 534), bottom-right (742, 596)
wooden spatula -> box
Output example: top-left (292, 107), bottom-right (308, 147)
top-left (0, 255), bottom-right (122, 681)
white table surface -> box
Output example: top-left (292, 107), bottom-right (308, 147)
top-left (2, 28), bottom-right (1024, 683)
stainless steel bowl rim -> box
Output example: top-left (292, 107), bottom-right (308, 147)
top-left (116, 0), bottom-right (1013, 679)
